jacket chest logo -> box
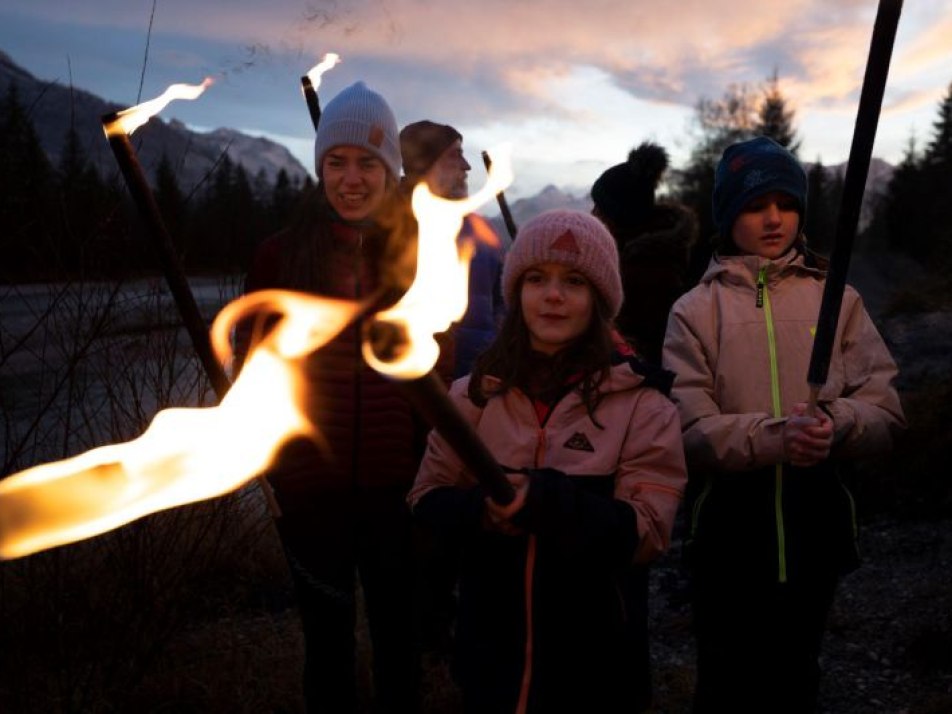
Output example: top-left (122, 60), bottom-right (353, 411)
top-left (563, 432), bottom-right (595, 452)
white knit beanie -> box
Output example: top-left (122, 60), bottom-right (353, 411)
top-left (313, 81), bottom-right (401, 179)
top-left (502, 209), bottom-right (623, 318)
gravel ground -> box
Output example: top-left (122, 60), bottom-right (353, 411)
top-left (646, 518), bottom-right (952, 714)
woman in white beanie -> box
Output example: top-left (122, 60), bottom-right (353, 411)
top-left (408, 209), bottom-right (687, 713)
top-left (236, 81), bottom-right (423, 713)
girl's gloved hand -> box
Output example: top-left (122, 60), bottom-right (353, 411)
top-left (482, 472), bottom-right (529, 536)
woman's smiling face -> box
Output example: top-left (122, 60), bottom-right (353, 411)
top-left (321, 145), bottom-right (389, 221)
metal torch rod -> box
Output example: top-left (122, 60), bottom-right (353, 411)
top-left (101, 115), bottom-right (282, 517)
top-left (481, 150), bottom-right (518, 241)
top-left (806, 0), bottom-right (903, 414)
top-left (395, 371), bottom-right (515, 505)
top-left (301, 76), bottom-right (322, 131)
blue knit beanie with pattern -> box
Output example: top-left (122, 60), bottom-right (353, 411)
top-left (313, 81), bottom-right (401, 179)
top-left (712, 136), bottom-right (807, 237)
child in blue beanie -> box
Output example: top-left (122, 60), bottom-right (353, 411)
top-left (663, 136), bottom-right (905, 712)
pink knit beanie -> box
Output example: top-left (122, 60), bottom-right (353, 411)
top-left (501, 209), bottom-right (623, 318)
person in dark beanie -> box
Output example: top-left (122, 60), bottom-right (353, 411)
top-left (409, 210), bottom-right (686, 714)
top-left (400, 120), bottom-right (505, 378)
top-left (663, 136), bottom-right (905, 712)
top-left (591, 142), bottom-right (698, 365)
top-left (235, 81), bottom-right (422, 713)
top-left (588, 141), bottom-right (698, 711)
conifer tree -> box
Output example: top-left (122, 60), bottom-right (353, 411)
top-left (878, 136), bottom-right (928, 256)
top-left (923, 82), bottom-right (952, 171)
top-left (921, 82), bottom-right (952, 268)
top-left (229, 163), bottom-right (260, 272)
top-left (0, 82), bottom-right (56, 280)
top-left (155, 152), bottom-right (187, 254)
top-left (755, 70), bottom-right (801, 155)
top-left (270, 168), bottom-right (296, 226)
top-left (805, 159), bottom-right (835, 255)
top-left (56, 124), bottom-right (110, 274)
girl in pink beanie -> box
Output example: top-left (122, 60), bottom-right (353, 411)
top-left (409, 209), bottom-right (687, 713)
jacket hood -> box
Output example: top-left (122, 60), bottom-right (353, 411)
top-left (618, 203), bottom-right (698, 264)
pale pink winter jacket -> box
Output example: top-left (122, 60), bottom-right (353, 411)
top-left (662, 250), bottom-right (905, 471)
top-left (408, 361), bottom-right (687, 564)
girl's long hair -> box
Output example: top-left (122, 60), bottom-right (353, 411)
top-left (467, 276), bottom-right (615, 425)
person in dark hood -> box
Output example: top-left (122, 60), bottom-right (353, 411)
top-left (589, 142), bottom-right (698, 711)
top-left (591, 142), bottom-right (698, 365)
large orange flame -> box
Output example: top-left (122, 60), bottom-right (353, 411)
top-left (104, 78), bottom-right (214, 137)
top-left (0, 146), bottom-right (513, 560)
top-left (0, 293), bottom-right (363, 560)
top-left (363, 144), bottom-right (513, 378)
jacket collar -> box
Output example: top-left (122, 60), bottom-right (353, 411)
top-left (701, 247), bottom-right (824, 288)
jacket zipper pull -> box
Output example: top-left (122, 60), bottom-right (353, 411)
top-left (756, 266), bottom-right (766, 308)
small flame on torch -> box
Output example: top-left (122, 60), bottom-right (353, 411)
top-left (363, 144), bottom-right (514, 378)
top-left (304, 53), bottom-right (341, 89)
top-left (104, 77), bottom-right (214, 137)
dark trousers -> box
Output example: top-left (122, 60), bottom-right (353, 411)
top-left (691, 568), bottom-right (838, 714)
top-left (275, 487), bottom-right (421, 714)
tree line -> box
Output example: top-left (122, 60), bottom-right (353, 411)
top-left (0, 82), bottom-right (312, 283)
top-left (3, 75), bottom-right (952, 285)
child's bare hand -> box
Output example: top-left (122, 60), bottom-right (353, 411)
top-left (483, 472), bottom-right (529, 536)
top-left (783, 402), bottom-right (833, 467)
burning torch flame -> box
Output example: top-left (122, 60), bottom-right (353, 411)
top-left (104, 77), bottom-right (214, 137)
top-left (363, 144), bottom-right (514, 379)
top-left (0, 293), bottom-right (364, 560)
top-left (0, 141), bottom-right (513, 560)
top-left (305, 53), bottom-right (341, 88)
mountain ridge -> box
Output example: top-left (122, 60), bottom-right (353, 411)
top-left (2, 49), bottom-right (893, 228)
top-left (0, 49), bottom-right (311, 193)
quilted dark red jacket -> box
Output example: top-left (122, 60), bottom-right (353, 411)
top-left (236, 217), bottom-right (441, 503)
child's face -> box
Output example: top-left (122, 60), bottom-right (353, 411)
top-left (520, 262), bottom-right (595, 355)
top-left (731, 191), bottom-right (800, 259)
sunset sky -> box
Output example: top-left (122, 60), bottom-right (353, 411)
top-left (1, 0), bottom-right (949, 200)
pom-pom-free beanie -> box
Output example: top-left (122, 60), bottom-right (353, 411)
top-left (313, 81), bottom-right (401, 178)
top-left (400, 120), bottom-right (462, 185)
top-left (502, 210), bottom-right (623, 318)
